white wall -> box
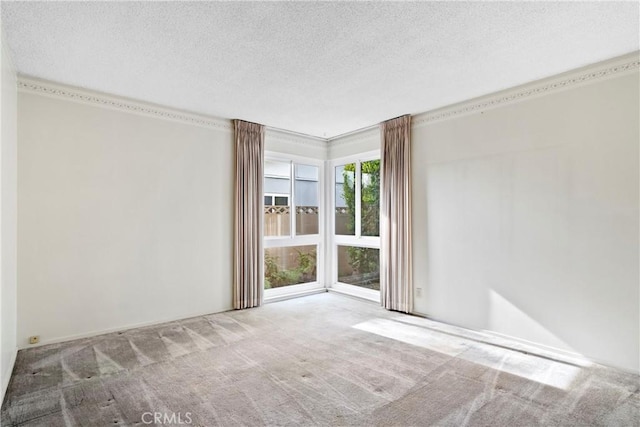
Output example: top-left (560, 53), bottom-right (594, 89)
top-left (327, 54), bottom-right (639, 372)
top-left (266, 129), bottom-right (327, 160)
top-left (412, 69), bottom-right (639, 372)
top-left (0, 23), bottom-right (18, 400)
top-left (14, 54), bottom-right (640, 376)
top-left (328, 128), bottom-right (379, 160)
top-left (18, 87), bottom-right (234, 346)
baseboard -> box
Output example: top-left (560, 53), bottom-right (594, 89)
top-left (14, 301), bottom-right (638, 375)
top-left (19, 291), bottom-right (327, 350)
top-left (480, 329), bottom-right (589, 361)
top-left (411, 310), bottom-right (639, 374)
top-left (1, 347), bottom-right (18, 405)
top-left (410, 310), bottom-right (586, 363)
top-left (20, 291), bottom-right (329, 350)
top-left (18, 307), bottom-right (233, 350)
top-left (485, 329), bottom-right (640, 375)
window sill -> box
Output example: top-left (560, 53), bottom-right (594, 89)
top-left (264, 285), bottom-right (327, 304)
top-left (328, 283), bottom-right (379, 303)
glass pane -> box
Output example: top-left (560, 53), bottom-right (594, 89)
top-left (265, 245), bottom-right (317, 289)
top-left (264, 195), bottom-right (272, 206)
top-left (264, 161), bottom-right (290, 237)
top-left (295, 164), bottom-right (319, 235)
top-left (361, 159), bottom-right (380, 236)
top-left (335, 164), bottom-right (355, 235)
top-left (337, 246), bottom-right (380, 290)
top-left (274, 196), bottom-right (288, 206)
top-left (265, 160), bottom-right (291, 178)
top-left (296, 164), bottom-right (319, 181)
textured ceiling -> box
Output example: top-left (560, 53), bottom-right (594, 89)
top-left (2, 2), bottom-right (638, 138)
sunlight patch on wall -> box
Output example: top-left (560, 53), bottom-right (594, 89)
top-left (488, 290), bottom-right (570, 352)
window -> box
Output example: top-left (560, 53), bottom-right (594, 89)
top-left (264, 194), bottom-right (289, 206)
top-left (335, 163), bottom-right (355, 235)
top-left (265, 245), bottom-right (317, 288)
top-left (295, 164), bottom-right (319, 235)
top-left (264, 160), bottom-right (291, 237)
top-left (337, 246), bottom-right (380, 290)
top-left (264, 155), bottom-right (323, 296)
top-left (263, 151), bottom-right (378, 299)
top-left (331, 152), bottom-right (381, 298)
top-left (360, 160), bottom-right (380, 237)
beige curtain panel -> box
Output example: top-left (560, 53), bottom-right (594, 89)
top-left (233, 120), bottom-right (265, 309)
top-left (380, 115), bottom-right (413, 313)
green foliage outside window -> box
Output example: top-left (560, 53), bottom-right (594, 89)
top-left (264, 249), bottom-right (316, 289)
top-left (343, 160), bottom-right (380, 275)
top-left (264, 159), bottom-right (380, 289)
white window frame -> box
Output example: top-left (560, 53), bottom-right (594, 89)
top-left (328, 150), bottom-right (381, 301)
top-left (264, 193), bottom-right (289, 206)
top-left (264, 153), bottom-right (325, 301)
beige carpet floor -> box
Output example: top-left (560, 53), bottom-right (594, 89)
top-left (1, 292), bottom-right (638, 426)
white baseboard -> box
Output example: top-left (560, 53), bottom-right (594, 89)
top-left (18, 307), bottom-right (233, 350)
top-left (20, 290), bottom-right (328, 351)
top-left (13, 300), bottom-right (638, 376)
top-left (480, 328), bottom-right (587, 360)
top-left (1, 347), bottom-right (18, 404)
top-left (482, 328), bottom-right (640, 374)
top-left (411, 310), bottom-right (639, 374)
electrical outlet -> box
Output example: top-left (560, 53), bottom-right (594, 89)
top-left (29, 336), bottom-right (40, 345)
top-left (416, 288), bottom-right (422, 297)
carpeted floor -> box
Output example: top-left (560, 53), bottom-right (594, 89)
top-left (1, 292), bottom-right (638, 426)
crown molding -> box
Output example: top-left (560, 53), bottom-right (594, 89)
top-left (17, 76), bottom-right (233, 131)
top-left (328, 51), bottom-right (639, 144)
top-left (17, 76), bottom-right (328, 149)
top-left (328, 127), bottom-right (379, 148)
top-left (265, 128), bottom-right (328, 149)
top-left (411, 53), bottom-right (639, 128)
top-left (327, 123), bottom-right (377, 143)
top-left (17, 51), bottom-right (639, 148)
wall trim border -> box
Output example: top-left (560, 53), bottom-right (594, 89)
top-left (266, 128), bottom-right (328, 149)
top-left (17, 76), bottom-right (328, 149)
top-left (329, 51), bottom-right (639, 147)
top-left (17, 52), bottom-right (639, 149)
top-left (18, 76), bottom-right (233, 131)
top-left (412, 53), bottom-right (639, 128)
